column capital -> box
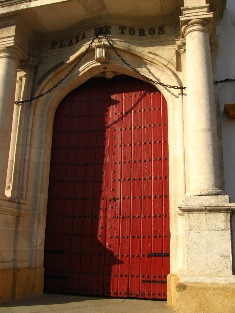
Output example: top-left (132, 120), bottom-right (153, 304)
top-left (181, 18), bottom-right (212, 38)
top-left (0, 17), bottom-right (31, 61)
top-left (0, 47), bottom-right (22, 63)
top-left (180, 3), bottom-right (214, 36)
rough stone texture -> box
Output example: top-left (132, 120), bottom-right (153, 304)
top-left (176, 282), bottom-right (235, 313)
top-left (183, 212), bottom-right (233, 277)
top-left (168, 274), bottom-right (235, 313)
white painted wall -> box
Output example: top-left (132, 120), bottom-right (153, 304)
top-left (216, 0), bottom-right (235, 274)
top-left (216, 0), bottom-right (235, 203)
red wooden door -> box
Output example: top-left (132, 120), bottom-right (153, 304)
top-left (44, 75), bottom-right (169, 299)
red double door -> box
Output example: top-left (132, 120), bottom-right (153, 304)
top-left (44, 75), bottom-right (170, 299)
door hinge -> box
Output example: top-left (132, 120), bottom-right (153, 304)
top-left (142, 280), bottom-right (167, 284)
top-left (147, 252), bottom-right (170, 258)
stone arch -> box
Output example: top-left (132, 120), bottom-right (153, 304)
top-left (26, 45), bottom-right (185, 272)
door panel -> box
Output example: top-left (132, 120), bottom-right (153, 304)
top-left (44, 75), bottom-right (169, 299)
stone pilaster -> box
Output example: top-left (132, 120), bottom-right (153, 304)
top-left (167, 7), bottom-right (235, 313)
top-left (5, 75), bottom-right (24, 198)
top-left (0, 48), bottom-right (21, 199)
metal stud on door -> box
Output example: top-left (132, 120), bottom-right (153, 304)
top-left (44, 75), bottom-right (169, 299)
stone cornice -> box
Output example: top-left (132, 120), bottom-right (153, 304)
top-left (0, 0), bottom-right (67, 7)
top-left (0, 0), bottom-right (68, 13)
top-left (181, 4), bottom-right (210, 18)
top-left (179, 204), bottom-right (235, 213)
top-left (0, 22), bottom-right (16, 49)
top-left (179, 194), bottom-right (235, 212)
top-left (0, 0), bottom-right (36, 7)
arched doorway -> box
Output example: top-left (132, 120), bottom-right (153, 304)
top-left (44, 75), bottom-right (170, 299)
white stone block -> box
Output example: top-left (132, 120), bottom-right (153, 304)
top-left (184, 212), bottom-right (233, 276)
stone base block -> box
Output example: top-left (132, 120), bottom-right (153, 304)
top-left (168, 274), bottom-right (235, 313)
top-left (0, 267), bottom-right (44, 303)
top-left (14, 267), bottom-right (44, 299)
top-left (0, 268), bottom-right (14, 302)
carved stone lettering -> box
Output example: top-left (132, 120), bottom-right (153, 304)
top-left (149, 28), bottom-right (155, 35)
top-left (138, 29), bottom-right (146, 36)
top-left (49, 25), bottom-right (166, 49)
top-left (68, 39), bottom-right (74, 46)
top-left (129, 28), bottom-right (135, 35)
top-left (94, 26), bottom-right (111, 36)
top-left (59, 40), bottom-right (66, 48)
top-left (75, 35), bottom-right (80, 44)
top-left (158, 26), bottom-right (164, 35)
top-left (51, 41), bottom-right (58, 49)
top-left (119, 26), bottom-right (126, 34)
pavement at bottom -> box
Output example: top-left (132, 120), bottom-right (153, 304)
top-left (0, 293), bottom-right (175, 313)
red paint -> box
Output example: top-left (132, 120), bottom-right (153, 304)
top-left (44, 75), bottom-right (169, 299)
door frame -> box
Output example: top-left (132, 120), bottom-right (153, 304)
top-left (25, 46), bottom-right (185, 297)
